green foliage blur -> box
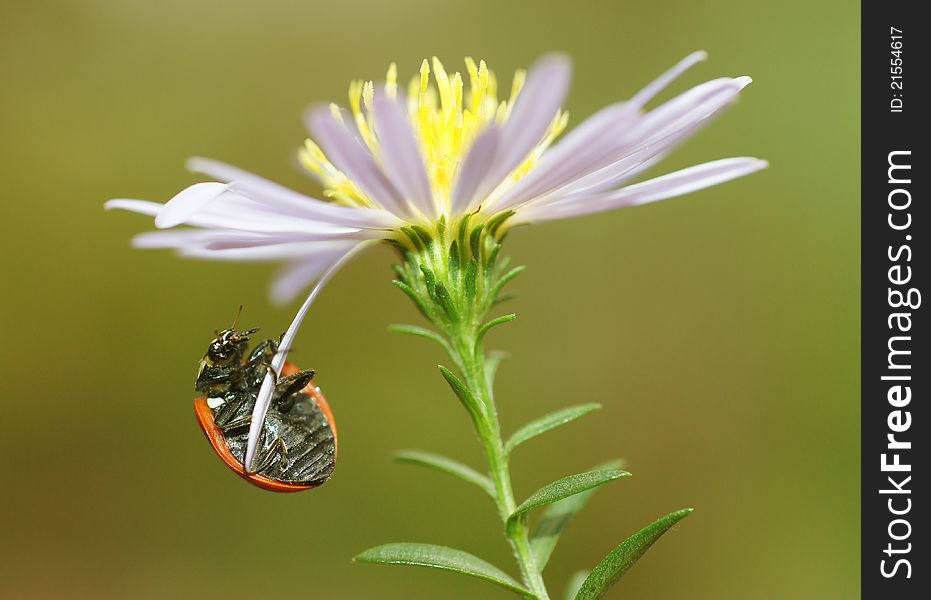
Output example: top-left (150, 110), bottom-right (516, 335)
top-left (0, 1), bottom-right (858, 598)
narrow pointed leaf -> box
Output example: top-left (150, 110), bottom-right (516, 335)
top-left (530, 460), bottom-right (623, 569)
top-left (476, 313), bottom-right (517, 346)
top-left (564, 570), bottom-right (590, 600)
top-left (505, 403), bottom-right (603, 455)
top-left (509, 469), bottom-right (630, 529)
top-left (354, 543), bottom-right (531, 596)
top-left (395, 450), bottom-right (494, 497)
top-left (485, 351), bottom-right (508, 389)
top-left (389, 324), bottom-right (452, 353)
top-left (574, 508), bottom-right (693, 600)
top-left (439, 365), bottom-right (484, 421)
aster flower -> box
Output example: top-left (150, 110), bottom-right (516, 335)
top-left (107, 51), bottom-right (765, 474)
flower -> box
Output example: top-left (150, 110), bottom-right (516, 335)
top-left (107, 52), bottom-right (766, 470)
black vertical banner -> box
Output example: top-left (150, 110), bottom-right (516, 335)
top-left (862, 1), bottom-right (926, 598)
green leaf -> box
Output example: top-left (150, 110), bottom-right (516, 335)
top-left (485, 351), bottom-right (508, 389)
top-left (388, 324), bottom-right (452, 353)
top-left (530, 459), bottom-right (623, 570)
top-left (574, 508), bottom-right (693, 600)
top-left (354, 543), bottom-right (531, 597)
top-left (394, 450), bottom-right (494, 497)
top-left (476, 313), bottom-right (517, 347)
top-left (505, 403), bottom-right (602, 455)
top-left (439, 365), bottom-right (483, 422)
top-left (564, 570), bottom-right (590, 600)
top-left (508, 469), bottom-right (630, 529)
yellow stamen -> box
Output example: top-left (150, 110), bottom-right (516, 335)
top-left (300, 58), bottom-right (568, 218)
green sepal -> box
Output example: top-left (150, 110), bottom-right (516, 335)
top-left (493, 293), bottom-right (517, 306)
top-left (435, 214), bottom-right (447, 243)
top-left (494, 265), bottom-right (527, 298)
top-left (465, 258), bottom-right (479, 304)
top-left (505, 403), bottom-right (602, 456)
top-left (449, 240), bottom-right (460, 280)
top-left (433, 281), bottom-right (460, 322)
top-left (400, 226), bottom-right (424, 251)
top-left (485, 242), bottom-right (503, 278)
top-left (457, 213), bottom-right (472, 253)
top-left (411, 224), bottom-right (434, 248)
top-left (390, 263), bottom-right (408, 284)
top-left (420, 264), bottom-right (438, 298)
top-left (392, 280), bottom-right (432, 321)
top-left (394, 449), bottom-right (494, 497)
top-left (486, 209), bottom-right (516, 237)
top-left (354, 543), bottom-right (531, 597)
top-left (574, 508), bottom-right (694, 600)
top-left (469, 224), bottom-right (485, 259)
top-left (508, 469), bottom-right (630, 532)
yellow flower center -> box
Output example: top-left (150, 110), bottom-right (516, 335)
top-left (299, 58), bottom-right (568, 217)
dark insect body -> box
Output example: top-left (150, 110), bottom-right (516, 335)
top-left (193, 327), bottom-right (337, 492)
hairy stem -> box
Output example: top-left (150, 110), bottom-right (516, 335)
top-left (449, 331), bottom-right (551, 600)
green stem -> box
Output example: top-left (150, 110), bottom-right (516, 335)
top-left (450, 333), bottom-right (551, 600)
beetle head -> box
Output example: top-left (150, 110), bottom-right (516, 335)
top-left (206, 327), bottom-right (259, 364)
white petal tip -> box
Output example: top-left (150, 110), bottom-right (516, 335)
top-left (154, 182), bottom-right (228, 229)
top-left (691, 50), bottom-right (709, 62)
top-left (734, 76), bottom-right (753, 89)
top-left (185, 156), bottom-right (208, 173)
top-left (104, 199), bottom-right (163, 217)
top-left (529, 52), bottom-right (573, 81)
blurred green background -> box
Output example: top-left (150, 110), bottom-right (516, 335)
top-left (0, 1), bottom-right (858, 598)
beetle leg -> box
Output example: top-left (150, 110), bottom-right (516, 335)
top-left (274, 369), bottom-right (316, 412)
top-left (218, 415), bottom-right (252, 435)
top-left (252, 437), bottom-right (289, 472)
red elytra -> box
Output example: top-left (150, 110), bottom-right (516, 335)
top-left (194, 361), bottom-right (338, 492)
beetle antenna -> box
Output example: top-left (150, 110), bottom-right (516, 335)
top-left (231, 304), bottom-right (244, 330)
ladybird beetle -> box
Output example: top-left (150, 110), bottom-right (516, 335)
top-left (194, 326), bottom-right (337, 492)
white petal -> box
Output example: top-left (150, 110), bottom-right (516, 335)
top-left (373, 95), bottom-right (436, 218)
top-left (496, 50), bottom-right (708, 210)
top-left (154, 182), bottom-right (229, 229)
top-left (131, 229), bottom-right (378, 254)
top-left (627, 51), bottom-right (708, 110)
top-left (479, 54), bottom-right (572, 200)
top-left (244, 240), bottom-right (374, 471)
top-left (533, 107), bottom-right (719, 203)
top-left (179, 239), bottom-right (365, 261)
top-left (450, 126), bottom-right (499, 214)
top-left (631, 77), bottom-right (750, 139)
top-left (105, 199), bottom-right (162, 216)
top-left (490, 103), bottom-right (635, 210)
top-left (131, 229), bottom-right (218, 249)
top-left (518, 157), bottom-right (768, 222)
top-left (493, 76), bottom-right (750, 212)
top-left (188, 157), bottom-right (401, 229)
top-left (305, 106), bottom-right (415, 221)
